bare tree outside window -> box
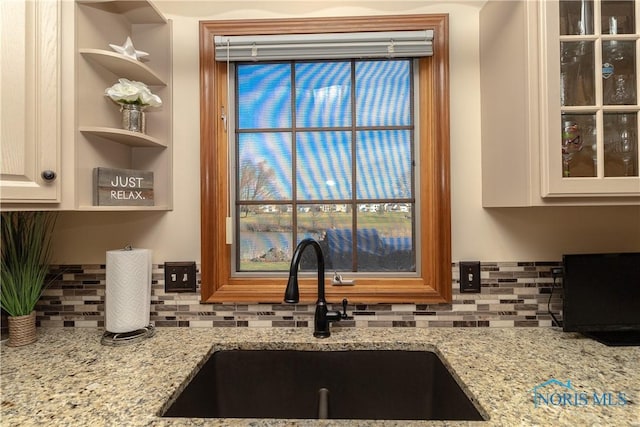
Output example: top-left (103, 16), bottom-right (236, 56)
top-left (238, 159), bottom-right (275, 217)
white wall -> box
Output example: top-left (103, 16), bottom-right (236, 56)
top-left (51, 0), bottom-right (640, 265)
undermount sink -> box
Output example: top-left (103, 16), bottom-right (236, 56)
top-left (163, 350), bottom-right (486, 421)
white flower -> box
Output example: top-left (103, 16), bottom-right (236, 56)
top-left (105, 78), bottom-right (162, 108)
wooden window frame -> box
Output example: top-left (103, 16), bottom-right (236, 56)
top-left (200, 15), bottom-right (451, 303)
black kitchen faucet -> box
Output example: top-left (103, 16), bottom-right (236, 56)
top-left (284, 238), bottom-right (347, 338)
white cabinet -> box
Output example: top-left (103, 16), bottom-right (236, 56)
top-left (481, 0), bottom-right (640, 206)
top-left (0, 0), bottom-right (61, 204)
top-left (74, 0), bottom-right (172, 210)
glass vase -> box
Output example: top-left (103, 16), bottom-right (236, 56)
top-left (121, 104), bottom-right (146, 133)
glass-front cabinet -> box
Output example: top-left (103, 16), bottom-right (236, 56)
top-left (480, 0), bottom-right (640, 206)
top-left (543, 0), bottom-right (640, 197)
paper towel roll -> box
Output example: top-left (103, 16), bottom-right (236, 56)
top-left (105, 248), bottom-right (152, 333)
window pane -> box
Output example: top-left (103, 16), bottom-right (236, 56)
top-left (237, 63), bottom-right (291, 129)
top-left (356, 206), bottom-right (415, 272)
top-left (296, 131), bottom-right (352, 200)
top-left (235, 60), bottom-right (416, 274)
top-left (356, 130), bottom-right (413, 199)
top-left (320, 205), bottom-right (415, 272)
top-left (356, 60), bottom-right (411, 126)
top-left (238, 133), bottom-right (292, 200)
top-left (238, 204), bottom-right (293, 271)
top-left (296, 204), bottom-right (353, 271)
top-left (295, 62), bottom-right (352, 128)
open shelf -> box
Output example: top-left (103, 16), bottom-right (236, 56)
top-left (76, 0), bottom-right (166, 24)
top-left (80, 126), bottom-right (167, 148)
top-left (75, 0), bottom-right (172, 211)
top-left (80, 49), bottom-right (166, 85)
top-left (76, 204), bottom-right (171, 211)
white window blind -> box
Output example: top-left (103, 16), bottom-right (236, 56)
top-left (214, 30), bottom-right (434, 61)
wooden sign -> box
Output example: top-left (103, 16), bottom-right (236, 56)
top-left (93, 167), bottom-right (154, 206)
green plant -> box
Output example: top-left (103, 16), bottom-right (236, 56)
top-left (0, 211), bottom-right (57, 317)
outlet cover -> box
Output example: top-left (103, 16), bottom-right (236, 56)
top-left (459, 261), bottom-right (481, 293)
top-left (164, 261), bottom-right (196, 293)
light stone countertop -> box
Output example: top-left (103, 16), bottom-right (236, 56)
top-left (1, 327), bottom-right (639, 426)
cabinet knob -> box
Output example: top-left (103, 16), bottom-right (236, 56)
top-left (41, 170), bottom-right (57, 182)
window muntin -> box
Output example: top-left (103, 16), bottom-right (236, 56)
top-left (235, 60), bottom-right (416, 273)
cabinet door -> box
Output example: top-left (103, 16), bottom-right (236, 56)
top-left (541, 0), bottom-right (640, 197)
top-left (0, 0), bottom-right (60, 203)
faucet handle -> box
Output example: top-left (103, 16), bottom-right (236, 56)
top-left (341, 298), bottom-right (349, 319)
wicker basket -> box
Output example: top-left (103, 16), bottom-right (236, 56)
top-left (7, 311), bottom-right (37, 347)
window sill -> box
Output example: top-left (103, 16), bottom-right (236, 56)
top-left (203, 277), bottom-right (450, 304)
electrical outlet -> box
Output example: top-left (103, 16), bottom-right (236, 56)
top-left (164, 262), bottom-right (196, 293)
top-left (459, 261), bottom-right (481, 293)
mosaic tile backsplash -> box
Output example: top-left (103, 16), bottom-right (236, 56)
top-left (21, 262), bottom-right (563, 329)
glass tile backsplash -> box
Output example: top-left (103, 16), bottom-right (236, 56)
top-left (21, 262), bottom-right (563, 329)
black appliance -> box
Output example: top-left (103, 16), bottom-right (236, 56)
top-left (562, 252), bottom-right (640, 346)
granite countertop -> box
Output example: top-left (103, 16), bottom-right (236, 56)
top-left (1, 327), bottom-right (638, 426)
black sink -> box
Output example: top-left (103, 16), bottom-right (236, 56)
top-left (163, 350), bottom-right (485, 421)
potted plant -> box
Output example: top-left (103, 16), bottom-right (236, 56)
top-left (1, 211), bottom-right (57, 347)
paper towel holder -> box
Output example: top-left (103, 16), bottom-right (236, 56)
top-left (102, 245), bottom-right (155, 346)
top-left (101, 325), bottom-right (156, 346)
